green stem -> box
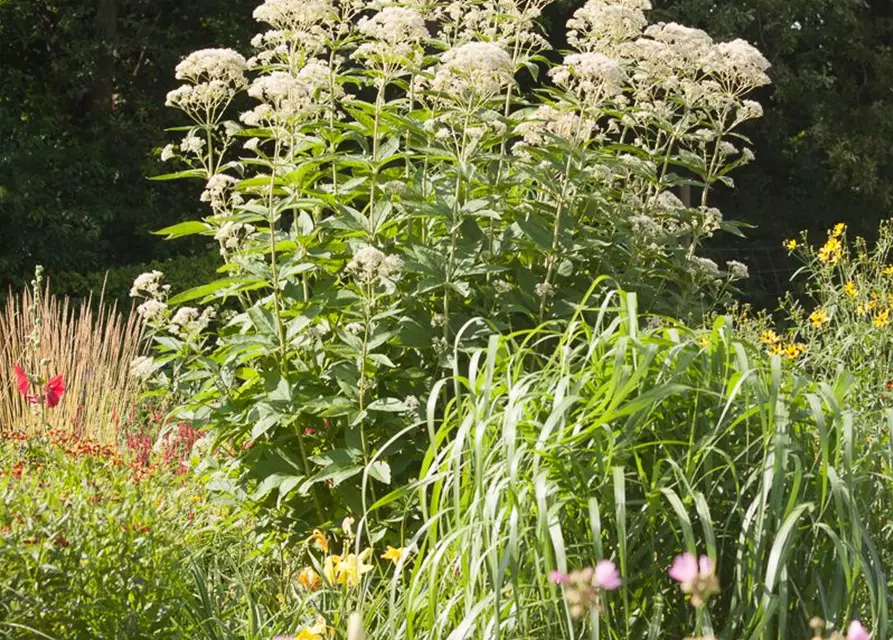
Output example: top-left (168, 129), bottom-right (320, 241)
top-left (537, 129), bottom-right (579, 323)
top-left (268, 138), bottom-right (324, 522)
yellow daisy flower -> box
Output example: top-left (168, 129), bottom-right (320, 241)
top-left (818, 237), bottom-right (842, 264)
top-left (758, 329), bottom-right (781, 345)
top-left (844, 281), bottom-right (857, 298)
top-left (809, 308), bottom-right (828, 327)
top-left (874, 308), bottom-right (890, 328)
top-left (783, 239), bottom-right (798, 252)
top-left (784, 343), bottom-right (806, 360)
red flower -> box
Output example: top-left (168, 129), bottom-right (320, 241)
top-left (45, 375), bottom-right (65, 408)
top-left (14, 366), bottom-right (65, 408)
top-left (14, 365), bottom-right (36, 404)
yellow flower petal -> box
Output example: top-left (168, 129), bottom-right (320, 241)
top-left (311, 529), bottom-right (329, 554)
top-left (381, 545), bottom-right (406, 565)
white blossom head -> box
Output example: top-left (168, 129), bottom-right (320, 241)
top-left (137, 299), bottom-right (169, 324)
top-left (346, 246), bottom-right (403, 288)
top-left (358, 7), bottom-right (428, 44)
top-left (175, 48), bottom-right (248, 87)
top-left (705, 38), bottom-right (771, 91)
top-left (130, 270), bottom-right (167, 299)
top-left (214, 221), bottom-right (256, 253)
top-left (353, 7), bottom-right (429, 67)
top-left (167, 49), bottom-right (248, 122)
top-left (252, 0), bottom-right (337, 55)
top-left (241, 62), bottom-right (335, 126)
top-left (170, 306), bottom-right (215, 339)
top-left (430, 42), bottom-right (514, 100)
top-left (253, 0), bottom-right (336, 31)
top-left (515, 104), bottom-right (596, 146)
top-left (689, 255), bottom-right (720, 281)
top-left (201, 174), bottom-right (243, 214)
top-left (160, 144), bottom-right (176, 162)
top-left (726, 260), bottom-right (749, 281)
top-left (180, 133), bottom-right (205, 156)
top-left (567, 0), bottom-right (651, 54)
top-left (550, 52), bottom-right (626, 104)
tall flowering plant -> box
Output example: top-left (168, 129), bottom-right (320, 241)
top-left (9, 267), bottom-right (66, 432)
top-left (138, 0), bottom-right (770, 525)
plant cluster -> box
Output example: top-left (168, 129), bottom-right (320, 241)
top-left (0, 267), bottom-right (145, 441)
top-left (142, 0), bottom-right (771, 527)
top-left (740, 220), bottom-right (893, 414)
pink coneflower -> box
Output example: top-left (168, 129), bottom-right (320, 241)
top-left (593, 559), bottom-right (622, 590)
top-left (550, 560), bottom-right (622, 618)
top-left (668, 552), bottom-right (719, 607)
top-left (848, 621), bottom-right (871, 640)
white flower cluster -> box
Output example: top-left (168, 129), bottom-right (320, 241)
top-left (550, 52), bottom-right (626, 104)
top-left (566, 0), bottom-right (651, 53)
top-left (166, 49), bottom-right (247, 122)
top-left (214, 221), bottom-right (256, 253)
top-left (241, 61), bottom-right (335, 127)
top-left (433, 0), bottom-right (550, 54)
top-left (430, 42), bottom-right (514, 100)
top-left (698, 206), bottom-right (722, 237)
top-left (180, 133), bottom-right (205, 156)
top-left (354, 7), bottom-right (429, 67)
top-left (253, 0), bottom-right (336, 31)
top-left (201, 174), bottom-right (244, 214)
top-left (251, 0), bottom-right (337, 57)
top-left (130, 270), bottom-right (167, 298)
top-left (635, 22), bottom-right (713, 79)
top-left (515, 104), bottom-right (597, 146)
top-left (170, 306), bottom-right (216, 339)
top-left (535, 282), bottom-right (555, 298)
top-left (726, 260), bottom-right (749, 281)
top-left (346, 246), bottom-right (404, 288)
top-left (689, 255), bottom-right (720, 280)
top-left (345, 322), bottom-right (364, 336)
top-left (705, 39), bottom-right (771, 91)
top-left (175, 48), bottom-right (248, 86)
top-left (359, 7), bottom-right (428, 44)
top-left (137, 299), bottom-right (168, 324)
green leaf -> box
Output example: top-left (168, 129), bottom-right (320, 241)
top-left (367, 460), bottom-right (392, 484)
top-left (153, 220), bottom-right (211, 239)
top-left (367, 397), bottom-right (407, 412)
top-left (169, 277), bottom-right (266, 304)
top-left (149, 169), bottom-right (207, 181)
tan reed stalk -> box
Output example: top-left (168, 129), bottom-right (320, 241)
top-left (0, 281), bottom-right (145, 442)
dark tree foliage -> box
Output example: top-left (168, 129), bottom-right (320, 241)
top-left (1, 0), bottom-right (892, 305)
top-left (0, 0), bottom-right (257, 294)
top-left (651, 0), bottom-right (893, 233)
